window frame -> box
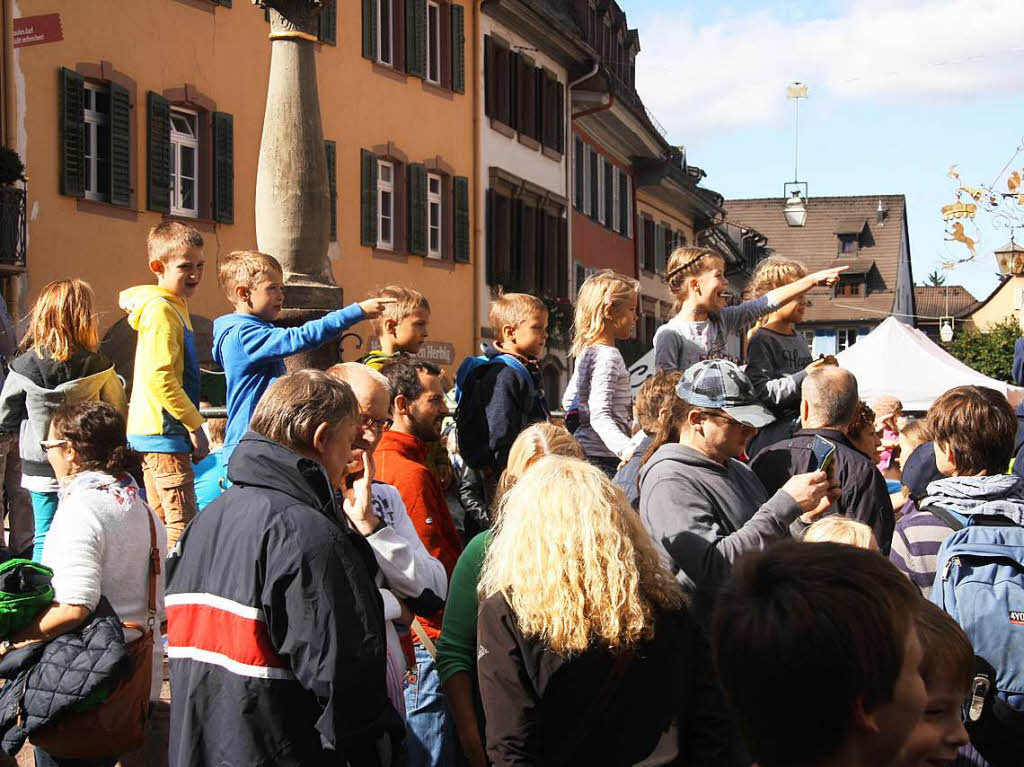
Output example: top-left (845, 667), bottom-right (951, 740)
top-left (82, 82), bottom-right (111, 203)
top-left (836, 328), bottom-right (857, 352)
top-left (377, 158), bottom-right (395, 250)
top-left (169, 106), bottom-right (200, 218)
top-left (596, 154), bottom-right (605, 225)
top-left (427, 171), bottom-right (443, 259)
top-left (611, 165), bottom-right (621, 232)
top-left (378, 0), bottom-right (394, 67)
top-left (426, 0), bottom-right (441, 84)
top-left (800, 329), bottom-right (815, 350)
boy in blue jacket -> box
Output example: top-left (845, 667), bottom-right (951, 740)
top-left (213, 250), bottom-right (390, 451)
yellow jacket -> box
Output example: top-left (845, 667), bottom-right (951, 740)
top-left (119, 285), bottom-right (203, 451)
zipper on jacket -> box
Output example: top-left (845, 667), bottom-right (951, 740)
top-left (941, 556), bottom-right (960, 581)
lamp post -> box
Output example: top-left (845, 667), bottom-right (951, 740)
top-left (253, 0), bottom-right (342, 370)
top-left (784, 82), bottom-right (809, 227)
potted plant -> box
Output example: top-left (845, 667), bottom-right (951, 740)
top-left (0, 146), bottom-right (26, 266)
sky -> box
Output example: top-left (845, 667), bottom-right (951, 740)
top-left (629, 0), bottom-right (1024, 312)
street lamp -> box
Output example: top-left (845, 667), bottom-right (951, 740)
top-left (784, 182), bottom-right (808, 227)
top-left (939, 317), bottom-right (954, 343)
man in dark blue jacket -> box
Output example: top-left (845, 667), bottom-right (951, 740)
top-left (166, 370), bottom-right (403, 766)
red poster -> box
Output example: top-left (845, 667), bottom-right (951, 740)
top-left (13, 13), bottom-right (63, 48)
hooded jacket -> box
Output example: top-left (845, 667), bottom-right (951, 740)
top-left (119, 285), bottom-right (202, 452)
top-left (750, 428), bottom-right (895, 552)
top-left (890, 474), bottom-right (1024, 596)
top-left (638, 443), bottom-right (801, 625)
top-left (212, 304), bottom-right (366, 450)
top-left (0, 346), bottom-right (125, 490)
top-left (166, 432), bottom-right (404, 767)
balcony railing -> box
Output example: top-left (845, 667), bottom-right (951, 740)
top-left (0, 186), bottom-right (26, 269)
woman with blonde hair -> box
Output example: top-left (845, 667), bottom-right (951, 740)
top-left (561, 270), bottom-right (639, 476)
top-left (0, 279), bottom-right (125, 560)
top-left (437, 423), bottom-right (583, 767)
top-left (802, 516), bottom-right (878, 549)
top-left (477, 456), bottom-right (743, 766)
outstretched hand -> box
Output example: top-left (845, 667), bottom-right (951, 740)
top-left (359, 298), bottom-right (397, 318)
top-left (807, 266), bottom-right (849, 289)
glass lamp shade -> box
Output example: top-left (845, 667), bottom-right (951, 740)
top-left (784, 193), bottom-right (807, 227)
top-left (939, 321), bottom-right (954, 343)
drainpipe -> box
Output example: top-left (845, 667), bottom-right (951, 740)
top-left (472, 0), bottom-right (481, 353)
top-left (2, 0), bottom-right (10, 147)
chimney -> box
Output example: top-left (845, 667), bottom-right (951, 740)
top-left (876, 199), bottom-right (887, 225)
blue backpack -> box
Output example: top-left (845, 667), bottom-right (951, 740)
top-left (931, 517), bottom-right (1024, 758)
top-left (454, 354), bottom-right (535, 470)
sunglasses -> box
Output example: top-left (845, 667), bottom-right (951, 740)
top-left (39, 438), bottom-right (67, 451)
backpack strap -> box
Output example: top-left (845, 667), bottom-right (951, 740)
top-left (145, 507), bottom-right (159, 633)
top-left (920, 504), bottom-right (966, 533)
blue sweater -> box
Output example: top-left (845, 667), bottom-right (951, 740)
top-left (213, 304), bottom-right (366, 448)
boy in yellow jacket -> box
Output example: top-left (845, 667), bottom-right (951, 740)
top-left (119, 222), bottom-right (207, 550)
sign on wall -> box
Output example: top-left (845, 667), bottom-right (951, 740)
top-left (13, 14), bottom-right (63, 48)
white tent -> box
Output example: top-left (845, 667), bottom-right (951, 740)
top-left (835, 316), bottom-right (1021, 411)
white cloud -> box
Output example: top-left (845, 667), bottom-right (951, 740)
top-left (635, 0), bottom-right (1024, 140)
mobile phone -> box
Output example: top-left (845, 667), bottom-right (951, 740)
top-left (810, 435), bottom-right (837, 476)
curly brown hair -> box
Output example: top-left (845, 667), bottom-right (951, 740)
top-left (846, 400), bottom-right (876, 441)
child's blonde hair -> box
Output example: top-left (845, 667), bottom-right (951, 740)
top-left (748, 256), bottom-right (807, 298)
top-left (147, 221), bottom-right (204, 265)
top-left (370, 285), bottom-right (430, 336)
top-left (217, 251), bottom-right (283, 300)
top-left (25, 279), bottom-right (99, 362)
top-left (571, 270), bottom-right (639, 358)
top-left (495, 422), bottom-right (584, 505)
top-left (802, 517), bottom-right (875, 549)
top-left (489, 293), bottom-right (547, 339)
top-left (899, 417), bottom-right (930, 452)
top-left (664, 246), bottom-right (726, 313)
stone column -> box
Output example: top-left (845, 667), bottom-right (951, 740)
top-left (254, 0), bottom-right (343, 370)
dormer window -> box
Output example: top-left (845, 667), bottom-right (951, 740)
top-left (835, 277), bottom-right (862, 296)
top-left (838, 234), bottom-right (859, 254)
top-left (834, 217), bottom-right (867, 256)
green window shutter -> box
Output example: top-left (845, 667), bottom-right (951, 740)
top-left (360, 149), bottom-right (378, 247)
top-left (215, 0), bottom-right (232, 6)
top-left (362, 0), bottom-right (378, 60)
top-left (324, 140), bottom-right (337, 242)
top-left (58, 67), bottom-right (85, 198)
top-left (318, 0), bottom-right (337, 45)
top-left (483, 36), bottom-right (496, 117)
top-left (406, 0), bottom-right (426, 78)
top-left (453, 176), bottom-right (470, 262)
top-left (108, 82), bottom-right (131, 207)
top-left (654, 224), bottom-right (666, 273)
top-left (450, 5), bottom-right (465, 94)
top-left (145, 91), bottom-right (170, 213)
top-left (407, 162), bottom-right (427, 255)
top-left (212, 111), bottom-right (234, 223)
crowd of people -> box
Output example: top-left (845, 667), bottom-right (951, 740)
top-left (0, 220), bottom-right (1016, 766)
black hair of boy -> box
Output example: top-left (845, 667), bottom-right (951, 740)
top-left (712, 541), bottom-right (922, 767)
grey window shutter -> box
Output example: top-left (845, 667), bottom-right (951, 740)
top-left (603, 160), bottom-right (613, 229)
top-left (557, 215), bottom-right (568, 298)
top-left (453, 175), bottom-right (470, 262)
top-left (108, 82), bottom-right (131, 207)
top-left (407, 162), bottom-right (427, 255)
top-left (145, 91), bottom-right (170, 213)
top-left (212, 111), bottom-right (234, 223)
top-left (324, 140), bottom-right (337, 242)
top-left (58, 67), bottom-right (85, 198)
top-left (360, 149), bottom-right (378, 247)
top-left (362, 0), bottom-right (378, 60)
top-left (450, 5), bottom-right (465, 94)
top-left (483, 36), bottom-right (496, 117)
top-left (406, 0), bottom-right (426, 78)
top-left (318, 0), bottom-right (337, 45)
top-left (618, 172), bottom-right (628, 235)
top-left (555, 81), bottom-right (565, 153)
top-left (654, 224), bottom-right (666, 273)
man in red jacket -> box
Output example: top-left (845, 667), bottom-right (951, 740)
top-left (377, 358), bottom-right (462, 767)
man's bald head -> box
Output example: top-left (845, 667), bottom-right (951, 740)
top-left (326, 362), bottom-right (391, 398)
top-left (801, 366), bottom-right (860, 429)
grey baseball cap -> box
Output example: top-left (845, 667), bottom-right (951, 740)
top-left (676, 359), bottom-right (776, 428)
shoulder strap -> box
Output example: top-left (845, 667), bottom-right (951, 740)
top-left (155, 298), bottom-right (188, 329)
top-left (921, 504), bottom-right (966, 533)
top-left (145, 506), bottom-right (159, 630)
top-left (495, 355), bottom-right (535, 395)
top-left (553, 647), bottom-right (635, 766)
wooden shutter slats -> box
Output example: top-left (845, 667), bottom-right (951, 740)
top-left (408, 162), bottom-right (427, 255)
top-left (59, 67), bottom-right (85, 199)
top-left (212, 111), bottom-right (234, 223)
top-left (450, 5), bottom-right (465, 94)
top-left (324, 140), bottom-right (337, 242)
top-left (557, 215), bottom-right (568, 298)
top-left (362, 0), bottom-right (377, 60)
top-left (406, 0), bottom-right (426, 78)
top-left (360, 149), bottom-right (378, 247)
top-left (654, 224), bottom-right (666, 273)
top-left (108, 81), bottom-right (131, 207)
top-left (603, 161), bottom-right (613, 230)
top-left (483, 36), bottom-right (496, 118)
top-left (145, 90), bottom-right (170, 213)
top-left (318, 0), bottom-right (337, 45)
top-left (453, 175), bottom-right (470, 262)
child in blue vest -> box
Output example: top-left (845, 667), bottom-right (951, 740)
top-left (212, 250), bottom-right (390, 452)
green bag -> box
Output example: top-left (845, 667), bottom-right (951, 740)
top-left (0, 558), bottom-right (54, 639)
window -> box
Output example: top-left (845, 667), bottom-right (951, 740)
top-left (837, 328), bottom-right (857, 352)
top-left (426, 1), bottom-right (440, 84)
top-left (838, 234), bottom-right (858, 254)
top-left (596, 155), bottom-right (605, 225)
top-left (378, 0), bottom-right (393, 66)
top-left (643, 313), bottom-right (657, 345)
top-left (377, 160), bottom-right (394, 249)
top-left (625, 176), bottom-right (632, 237)
top-left (487, 178), bottom-right (568, 297)
top-left (801, 329), bottom-right (815, 350)
top-left (574, 136), bottom-right (584, 211)
top-left (427, 172), bottom-right (442, 258)
top-left (169, 108), bottom-right (199, 218)
top-left (642, 217), bottom-right (656, 271)
top-left (589, 148), bottom-right (598, 220)
top-left (82, 83), bottom-right (111, 202)
top-left (836, 278), bottom-right (862, 297)
top-left (611, 166), bottom-right (620, 232)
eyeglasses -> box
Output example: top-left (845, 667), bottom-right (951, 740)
top-left (703, 412), bottom-right (756, 431)
top-left (40, 438), bottom-right (67, 451)
top-left (360, 414), bottom-right (392, 432)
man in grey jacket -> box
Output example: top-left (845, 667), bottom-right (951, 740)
top-left (638, 360), bottom-right (838, 626)
top-left (0, 294), bottom-right (32, 557)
